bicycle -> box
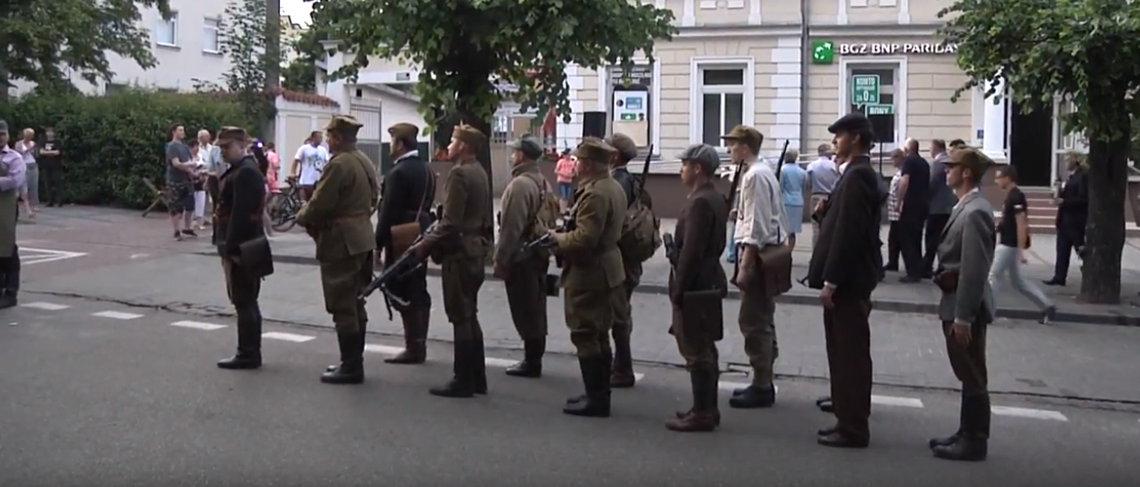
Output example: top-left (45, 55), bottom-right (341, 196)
top-left (268, 176), bottom-right (304, 232)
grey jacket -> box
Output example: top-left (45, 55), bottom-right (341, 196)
top-left (928, 153), bottom-right (956, 215)
top-left (936, 190), bottom-right (996, 325)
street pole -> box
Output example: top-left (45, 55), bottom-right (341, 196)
top-left (798, 0), bottom-right (811, 156)
top-left (264, 0), bottom-right (281, 143)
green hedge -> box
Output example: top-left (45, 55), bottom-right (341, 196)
top-left (0, 89), bottom-right (254, 208)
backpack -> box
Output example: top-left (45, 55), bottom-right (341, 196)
top-left (525, 172), bottom-right (562, 238)
top-left (617, 178), bottom-right (662, 265)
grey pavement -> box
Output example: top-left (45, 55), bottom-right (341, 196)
top-left (2, 295), bottom-right (1138, 485)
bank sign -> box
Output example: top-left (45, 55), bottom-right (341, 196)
top-left (811, 40), bottom-right (958, 64)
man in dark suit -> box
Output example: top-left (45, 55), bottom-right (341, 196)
top-left (1044, 152), bottom-right (1087, 286)
top-left (373, 123), bottom-right (435, 364)
top-left (807, 112), bottom-right (883, 449)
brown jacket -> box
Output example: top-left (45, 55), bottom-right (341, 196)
top-left (554, 170), bottom-right (626, 290)
top-left (423, 157), bottom-right (492, 259)
top-left (494, 161), bottom-right (544, 267)
top-left (668, 183), bottom-right (728, 340)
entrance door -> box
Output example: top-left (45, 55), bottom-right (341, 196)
top-left (1008, 101), bottom-right (1053, 187)
top-left (1053, 100), bottom-right (1089, 182)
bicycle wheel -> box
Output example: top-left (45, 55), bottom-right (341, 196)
top-left (269, 193), bottom-right (298, 232)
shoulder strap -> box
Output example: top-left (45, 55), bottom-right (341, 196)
top-left (412, 162), bottom-right (433, 222)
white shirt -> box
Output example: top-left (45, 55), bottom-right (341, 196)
top-left (733, 160), bottom-right (789, 247)
top-left (14, 140), bottom-right (36, 165)
top-left (295, 144), bottom-right (330, 186)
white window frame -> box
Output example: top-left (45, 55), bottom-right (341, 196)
top-left (593, 59), bottom-right (662, 156)
top-left (689, 57), bottom-right (756, 150)
top-left (837, 56), bottom-right (907, 151)
top-left (202, 17), bottom-right (221, 54)
top-left (156, 11), bottom-right (179, 47)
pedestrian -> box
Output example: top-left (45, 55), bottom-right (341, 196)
top-left (0, 119), bottom-right (27, 309)
top-left (165, 125), bottom-right (198, 241)
top-left (213, 126), bottom-right (269, 370)
top-left (724, 125), bottom-right (788, 410)
top-left (1044, 151), bottom-right (1087, 287)
top-left (883, 149), bottom-right (906, 275)
top-left (290, 131), bottom-right (329, 203)
top-left (14, 128), bottom-right (38, 219)
top-left (409, 124), bottom-right (493, 398)
top-left (496, 134), bottom-right (559, 378)
top-left (554, 148), bottom-right (575, 211)
top-left (925, 139), bottom-right (956, 277)
top-left (197, 129), bottom-right (217, 228)
top-left (548, 137), bottom-right (626, 417)
top-left (807, 112), bottom-right (884, 449)
top-left (664, 144), bottom-right (728, 433)
top-left (188, 139), bottom-right (209, 231)
top-left (375, 123), bottom-right (435, 365)
top-left (779, 149), bottom-right (807, 250)
top-left (603, 132), bottom-right (641, 388)
top-left (897, 138), bottom-right (931, 283)
top-left (38, 127), bottom-right (64, 207)
top-left (806, 144), bottom-right (838, 249)
top-left (296, 115), bottom-right (380, 385)
top-left (930, 147), bottom-right (996, 462)
top-left (990, 165), bottom-right (1056, 323)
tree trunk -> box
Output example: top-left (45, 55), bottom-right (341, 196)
top-left (1080, 132), bottom-right (1130, 304)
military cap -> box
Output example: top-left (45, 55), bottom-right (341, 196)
top-left (326, 114), bottom-right (364, 134)
top-left (678, 144), bottom-right (721, 172)
top-left (0, 119), bottom-right (8, 133)
top-left (452, 124), bottom-right (487, 148)
top-left (216, 126), bottom-right (249, 146)
top-left (572, 137), bottom-right (617, 163)
top-left (828, 112), bottom-right (874, 136)
top-left (387, 122), bottom-right (419, 141)
top-left (605, 133), bottom-right (639, 163)
top-left (945, 146), bottom-right (994, 177)
top-left (507, 134), bottom-right (544, 160)
top-left (721, 125), bottom-right (764, 146)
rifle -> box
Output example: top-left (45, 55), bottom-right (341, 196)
top-left (774, 140), bottom-right (791, 180)
top-left (635, 144), bottom-right (654, 208)
top-left (360, 220), bottom-right (440, 319)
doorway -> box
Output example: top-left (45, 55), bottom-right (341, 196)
top-left (1008, 101), bottom-right (1053, 187)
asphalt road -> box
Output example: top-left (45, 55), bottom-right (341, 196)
top-left (2, 296), bottom-right (1137, 486)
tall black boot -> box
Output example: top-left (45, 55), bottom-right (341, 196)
top-left (933, 393), bottom-right (989, 461)
top-left (217, 304), bottom-right (262, 369)
top-left (429, 340), bottom-right (475, 398)
top-left (472, 338), bottom-right (488, 395)
top-left (385, 307), bottom-right (427, 364)
top-left (609, 334), bottom-right (636, 388)
top-left (505, 338), bottom-right (545, 378)
top-left (328, 318), bottom-right (368, 372)
top-left (322, 329), bottom-right (365, 384)
top-left (563, 354), bottom-right (611, 418)
top-left (0, 247), bottom-right (20, 309)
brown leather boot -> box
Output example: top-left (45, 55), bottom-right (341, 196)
top-left (666, 368), bottom-right (718, 432)
top-left (385, 307), bottom-right (427, 364)
top-left (609, 334), bottom-right (636, 388)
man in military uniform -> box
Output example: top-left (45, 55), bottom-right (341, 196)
top-left (212, 127), bottom-right (268, 370)
top-left (410, 124), bottom-right (493, 398)
top-left (551, 138), bottom-right (627, 418)
top-left (496, 134), bottom-right (552, 378)
top-left (297, 115), bottom-right (380, 385)
top-left (603, 132), bottom-right (640, 388)
top-left (375, 122), bottom-right (435, 365)
top-left (0, 119), bottom-right (26, 310)
top-left (665, 144), bottom-right (729, 432)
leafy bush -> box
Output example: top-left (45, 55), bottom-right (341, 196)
top-left (0, 89), bottom-right (253, 208)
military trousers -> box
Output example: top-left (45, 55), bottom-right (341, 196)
top-left (441, 256), bottom-right (485, 341)
top-left (220, 251), bottom-right (262, 307)
top-left (563, 286), bottom-right (621, 357)
top-left (671, 309), bottom-right (719, 371)
top-left (319, 251), bottom-right (373, 334)
top-left (942, 320), bottom-right (988, 395)
top-left (0, 244), bottom-right (19, 294)
top-left (823, 297), bottom-right (873, 443)
top-left (737, 286), bottom-right (779, 387)
top-left (611, 266), bottom-right (641, 339)
top-left (505, 258), bottom-right (549, 340)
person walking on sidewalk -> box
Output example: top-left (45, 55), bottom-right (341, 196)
top-left (930, 147), bottom-right (996, 462)
top-left (990, 166), bottom-right (1056, 323)
top-left (807, 112), bottom-right (883, 449)
top-left (0, 119), bottom-right (27, 310)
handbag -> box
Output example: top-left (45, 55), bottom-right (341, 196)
top-left (933, 269), bottom-right (959, 293)
top-left (389, 168), bottom-right (433, 256)
top-left (756, 244), bottom-right (794, 297)
top-left (238, 235), bottom-right (275, 279)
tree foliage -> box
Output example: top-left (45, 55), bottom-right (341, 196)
top-left (281, 28), bottom-right (326, 93)
top-left (0, 0), bottom-right (172, 97)
top-left (194, 0), bottom-right (278, 131)
top-left (939, 0), bottom-right (1140, 303)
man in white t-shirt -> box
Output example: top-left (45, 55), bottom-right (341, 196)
top-left (290, 131), bottom-right (330, 201)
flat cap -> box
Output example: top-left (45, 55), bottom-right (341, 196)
top-left (216, 126), bottom-right (249, 146)
top-left (387, 122), bottom-right (419, 141)
top-left (828, 112), bottom-right (874, 135)
top-left (507, 134), bottom-right (544, 160)
top-left (572, 137), bottom-right (617, 163)
top-left (721, 125), bottom-right (764, 146)
top-left (679, 144), bottom-right (721, 171)
top-left (605, 133), bottom-right (639, 163)
top-left (945, 147), bottom-right (994, 176)
top-left (452, 124), bottom-right (487, 148)
top-left (326, 114), bottom-right (364, 133)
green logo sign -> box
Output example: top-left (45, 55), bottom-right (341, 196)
top-left (865, 104), bottom-right (894, 116)
top-left (851, 75), bottom-right (880, 105)
top-left (811, 40), bottom-right (835, 65)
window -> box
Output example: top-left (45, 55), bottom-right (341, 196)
top-left (202, 18), bottom-right (221, 53)
top-left (847, 66), bottom-right (899, 147)
top-left (155, 11), bottom-right (179, 46)
top-left (699, 67), bottom-right (747, 147)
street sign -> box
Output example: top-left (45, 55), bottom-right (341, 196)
top-left (865, 104), bottom-right (894, 116)
top-left (851, 75), bottom-right (880, 105)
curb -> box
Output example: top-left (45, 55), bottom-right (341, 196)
top-left (258, 253), bottom-right (1139, 327)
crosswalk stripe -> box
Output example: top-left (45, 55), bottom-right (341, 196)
top-left (20, 302), bottom-right (71, 311)
top-left (92, 311), bottom-right (143, 320)
top-left (871, 395), bottom-right (925, 408)
top-left (170, 320), bottom-right (226, 331)
top-left (262, 332), bottom-right (316, 343)
top-left (364, 344), bottom-right (404, 355)
top-left (992, 406), bottom-right (1068, 421)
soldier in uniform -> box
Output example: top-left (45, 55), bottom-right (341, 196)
top-left (296, 115), bottom-right (380, 385)
top-left (375, 123), bottom-right (435, 365)
top-left (603, 133), bottom-right (640, 388)
top-left (665, 144), bottom-right (729, 432)
top-left (410, 124), bottom-right (493, 398)
top-left (212, 127), bottom-right (268, 370)
top-left (0, 119), bottom-right (26, 310)
top-left (551, 138), bottom-right (627, 418)
top-left (495, 134), bottom-right (551, 378)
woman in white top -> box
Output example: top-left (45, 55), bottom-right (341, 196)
top-left (289, 131), bottom-right (330, 202)
top-left (14, 128), bottom-right (38, 218)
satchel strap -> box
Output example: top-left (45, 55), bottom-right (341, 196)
top-left (411, 165), bottom-right (435, 223)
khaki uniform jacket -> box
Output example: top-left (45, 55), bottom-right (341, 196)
top-left (296, 149), bottom-right (379, 262)
top-left (423, 158), bottom-right (492, 259)
top-left (494, 161), bottom-right (545, 267)
top-left (555, 171), bottom-right (626, 290)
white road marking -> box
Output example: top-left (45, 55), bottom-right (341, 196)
top-left (129, 253), bottom-right (150, 259)
top-left (364, 344), bottom-right (404, 355)
top-left (20, 302), bottom-right (71, 311)
top-left (871, 395), bottom-right (925, 408)
top-left (633, 372), bottom-right (646, 381)
top-left (92, 311), bottom-right (143, 320)
top-left (483, 357), bottom-right (517, 368)
top-left (992, 406), bottom-right (1068, 421)
top-left (718, 381), bottom-right (779, 394)
top-left (170, 320), bottom-right (226, 331)
top-left (20, 247), bottom-right (88, 266)
top-left (262, 332), bottom-right (315, 343)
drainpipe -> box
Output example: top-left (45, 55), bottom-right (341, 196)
top-left (798, 0), bottom-right (811, 158)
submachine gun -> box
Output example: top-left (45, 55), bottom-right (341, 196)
top-left (515, 210), bottom-right (575, 297)
top-left (360, 219), bottom-right (441, 319)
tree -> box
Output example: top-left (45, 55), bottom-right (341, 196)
top-left (0, 0), bottom-right (172, 101)
top-left (281, 28), bottom-right (326, 93)
top-left (940, 0), bottom-right (1140, 304)
top-left (195, 0), bottom-right (279, 134)
top-left (308, 0), bottom-right (675, 180)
